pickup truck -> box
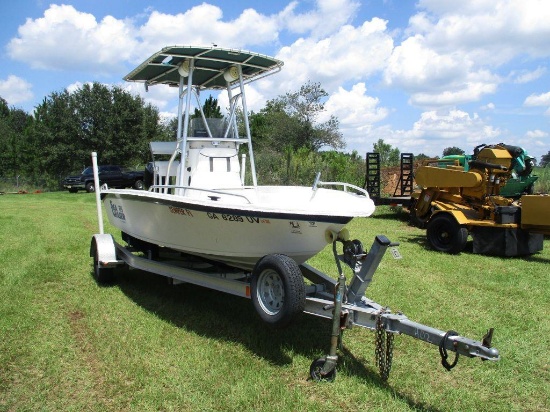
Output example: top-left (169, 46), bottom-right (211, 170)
top-left (63, 165), bottom-right (145, 193)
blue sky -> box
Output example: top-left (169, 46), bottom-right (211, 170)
top-left (1, 0), bottom-right (549, 161)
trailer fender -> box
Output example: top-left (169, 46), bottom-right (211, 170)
top-left (90, 234), bottom-right (118, 264)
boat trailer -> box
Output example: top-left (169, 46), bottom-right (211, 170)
top-left (91, 230), bottom-right (499, 382)
top-left (90, 150), bottom-right (498, 381)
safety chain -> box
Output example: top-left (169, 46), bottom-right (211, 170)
top-left (439, 330), bottom-right (459, 371)
top-left (375, 311), bottom-right (394, 382)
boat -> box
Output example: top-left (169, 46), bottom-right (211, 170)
top-left (102, 45), bottom-right (375, 270)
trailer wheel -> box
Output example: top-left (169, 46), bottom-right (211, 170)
top-left (251, 254), bottom-right (305, 328)
top-left (309, 358), bottom-right (336, 382)
top-left (85, 182), bottom-right (95, 193)
top-left (426, 213), bottom-right (468, 254)
top-left (91, 242), bottom-right (115, 284)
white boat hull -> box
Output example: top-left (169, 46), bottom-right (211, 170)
top-left (103, 186), bottom-right (374, 270)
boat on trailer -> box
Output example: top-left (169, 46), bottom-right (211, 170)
top-left (91, 45), bottom-right (499, 383)
top-left (103, 45), bottom-right (375, 271)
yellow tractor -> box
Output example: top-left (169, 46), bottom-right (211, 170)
top-left (410, 143), bottom-right (550, 256)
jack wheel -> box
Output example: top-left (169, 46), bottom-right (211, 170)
top-left (251, 254), bottom-right (305, 328)
top-left (310, 358), bottom-right (336, 382)
top-left (426, 213), bottom-right (468, 254)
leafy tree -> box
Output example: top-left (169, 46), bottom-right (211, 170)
top-left (252, 81), bottom-right (344, 152)
top-left (26, 82), bottom-right (162, 188)
top-left (415, 153), bottom-right (431, 161)
top-left (442, 146), bottom-right (465, 156)
top-left (540, 151), bottom-right (550, 167)
top-left (0, 100), bottom-right (33, 178)
top-left (0, 96), bottom-right (9, 118)
top-left (373, 139), bottom-right (400, 167)
top-left (193, 95), bottom-right (223, 118)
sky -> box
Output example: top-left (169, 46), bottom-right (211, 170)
top-left (1, 0), bottom-right (549, 161)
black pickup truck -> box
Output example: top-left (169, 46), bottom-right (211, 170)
top-left (63, 165), bottom-right (145, 193)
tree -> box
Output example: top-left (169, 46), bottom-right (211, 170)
top-left (540, 151), bottom-right (550, 167)
top-left (415, 153), bottom-right (431, 161)
top-left (0, 99), bottom-right (33, 178)
top-left (442, 146), bottom-right (465, 156)
top-left (26, 82), bottom-right (163, 187)
top-left (252, 81), bottom-right (344, 152)
top-left (373, 139), bottom-right (400, 167)
top-left (193, 95), bottom-right (223, 119)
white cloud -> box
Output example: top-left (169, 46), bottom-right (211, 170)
top-left (414, 0), bottom-right (550, 63)
top-left (524, 91), bottom-right (550, 107)
top-left (513, 67), bottom-right (546, 84)
top-left (275, 18), bottom-right (393, 94)
top-left (384, 1), bottom-right (550, 107)
top-left (137, 5), bottom-right (279, 59)
top-left (322, 82), bottom-right (388, 126)
top-left (346, 108), bottom-right (502, 157)
top-left (525, 129), bottom-right (548, 139)
top-left (481, 102), bottom-right (495, 111)
top-left (280, 0), bottom-right (360, 38)
top-left (7, 4), bottom-right (138, 73)
top-left (0, 75), bottom-right (33, 105)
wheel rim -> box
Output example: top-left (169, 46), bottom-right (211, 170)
top-left (256, 269), bottom-right (284, 315)
top-left (435, 225), bottom-right (452, 247)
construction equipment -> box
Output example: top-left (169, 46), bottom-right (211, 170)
top-left (410, 143), bottom-right (550, 256)
top-left (436, 144), bottom-right (538, 197)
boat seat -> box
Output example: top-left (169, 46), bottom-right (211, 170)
top-left (190, 149), bottom-right (242, 189)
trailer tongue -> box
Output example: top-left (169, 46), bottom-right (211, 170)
top-left (303, 232), bottom-right (499, 381)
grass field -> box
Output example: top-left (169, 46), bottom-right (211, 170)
top-left (1, 192), bottom-right (549, 411)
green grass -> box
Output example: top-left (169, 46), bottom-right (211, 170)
top-left (1, 193), bottom-right (549, 411)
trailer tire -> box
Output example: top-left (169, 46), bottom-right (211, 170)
top-left (251, 254), bottom-right (305, 328)
top-left (91, 241), bottom-right (115, 284)
top-left (426, 213), bottom-right (468, 254)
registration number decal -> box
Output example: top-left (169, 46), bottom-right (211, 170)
top-left (207, 212), bottom-right (270, 224)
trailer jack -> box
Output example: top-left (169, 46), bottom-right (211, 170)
top-left (305, 234), bottom-right (499, 382)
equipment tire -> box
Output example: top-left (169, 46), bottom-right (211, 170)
top-left (426, 213), bottom-right (468, 254)
top-left (85, 182), bottom-right (95, 193)
top-left (251, 254), bottom-right (305, 328)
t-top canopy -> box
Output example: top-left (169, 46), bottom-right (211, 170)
top-left (124, 45), bottom-right (283, 90)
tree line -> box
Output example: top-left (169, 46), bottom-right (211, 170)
top-left (2, 81), bottom-right (547, 191)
